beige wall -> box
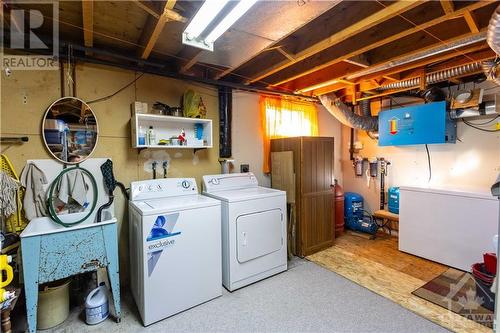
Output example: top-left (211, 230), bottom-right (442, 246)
top-left (338, 83), bottom-right (500, 213)
top-left (1, 63), bottom-right (221, 283)
top-left (232, 92), bottom-right (344, 188)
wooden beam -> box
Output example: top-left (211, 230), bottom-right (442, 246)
top-left (269, 1), bottom-right (493, 87)
top-left (179, 50), bottom-right (203, 74)
top-left (463, 10), bottom-right (479, 33)
top-left (276, 47), bottom-right (295, 62)
top-left (82, 0), bottom-right (93, 52)
top-left (440, 0), bottom-right (454, 14)
top-left (246, 0), bottom-right (424, 84)
top-left (134, 0), bottom-right (161, 19)
top-left (138, 0), bottom-right (180, 60)
top-left (212, 0), bottom-right (343, 80)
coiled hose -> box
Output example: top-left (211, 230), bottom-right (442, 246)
top-left (47, 166), bottom-right (98, 227)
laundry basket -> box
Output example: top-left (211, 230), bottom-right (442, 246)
top-left (0, 154), bottom-right (28, 233)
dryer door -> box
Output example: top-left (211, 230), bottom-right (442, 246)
top-left (236, 209), bottom-right (284, 263)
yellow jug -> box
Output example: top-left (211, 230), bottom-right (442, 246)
top-left (0, 255), bottom-right (14, 302)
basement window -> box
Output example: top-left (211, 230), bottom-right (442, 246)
top-left (260, 96), bottom-right (318, 173)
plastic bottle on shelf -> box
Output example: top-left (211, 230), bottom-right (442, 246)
top-left (138, 126), bottom-right (146, 146)
top-left (147, 126), bottom-right (156, 145)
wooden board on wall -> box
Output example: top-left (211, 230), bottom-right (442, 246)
top-left (271, 151), bottom-right (295, 204)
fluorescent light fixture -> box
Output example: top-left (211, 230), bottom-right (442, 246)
top-left (182, 0), bottom-right (258, 52)
top-left (205, 0), bottom-right (258, 43)
top-left (184, 0), bottom-right (229, 40)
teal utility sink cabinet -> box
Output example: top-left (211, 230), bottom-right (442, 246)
top-left (20, 213), bottom-right (121, 332)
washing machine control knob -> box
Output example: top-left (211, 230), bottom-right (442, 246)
top-left (211, 178), bottom-right (219, 185)
top-left (148, 185), bottom-right (153, 191)
top-left (181, 180), bottom-right (190, 189)
top-left (157, 184), bottom-right (162, 190)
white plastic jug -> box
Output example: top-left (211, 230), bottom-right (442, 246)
top-left (85, 283), bottom-right (109, 325)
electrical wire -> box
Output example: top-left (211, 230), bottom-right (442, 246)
top-left (424, 144), bottom-right (432, 183)
top-left (462, 119), bottom-right (500, 132)
top-left (465, 115), bottom-right (499, 126)
top-left (87, 73), bottom-right (145, 104)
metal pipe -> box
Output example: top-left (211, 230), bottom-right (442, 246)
top-left (347, 32), bottom-right (486, 81)
top-left (376, 62), bottom-right (483, 91)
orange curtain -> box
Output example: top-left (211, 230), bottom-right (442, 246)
top-left (260, 96), bottom-right (319, 173)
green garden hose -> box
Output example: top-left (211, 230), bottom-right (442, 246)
top-left (47, 165), bottom-right (98, 227)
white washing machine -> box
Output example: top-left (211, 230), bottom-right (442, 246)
top-left (202, 172), bottom-right (287, 291)
top-left (129, 178), bottom-right (222, 326)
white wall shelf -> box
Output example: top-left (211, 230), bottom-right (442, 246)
top-left (131, 113), bottom-right (213, 150)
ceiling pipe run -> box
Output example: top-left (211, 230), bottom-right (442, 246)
top-left (375, 61), bottom-right (483, 91)
top-left (346, 32), bottom-right (486, 81)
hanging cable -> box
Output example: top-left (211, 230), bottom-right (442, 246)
top-left (464, 115), bottom-right (499, 126)
top-left (87, 73), bottom-right (145, 104)
top-left (424, 144), bottom-right (432, 183)
top-left (463, 119), bottom-right (500, 132)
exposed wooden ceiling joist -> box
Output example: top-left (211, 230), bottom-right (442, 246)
top-left (245, 0), bottom-right (425, 85)
top-left (137, 0), bottom-right (184, 60)
top-left (82, 0), bottom-right (94, 52)
top-left (270, 1), bottom-right (494, 87)
top-left (133, 0), bottom-right (161, 19)
top-left (179, 49), bottom-right (203, 74)
top-left (212, 0), bottom-right (343, 81)
top-left (463, 10), bottom-right (480, 33)
top-left (439, 0), bottom-right (454, 15)
top-left (309, 44), bottom-right (493, 97)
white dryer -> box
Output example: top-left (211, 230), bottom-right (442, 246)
top-left (202, 172), bottom-right (287, 291)
top-left (129, 178), bottom-right (222, 326)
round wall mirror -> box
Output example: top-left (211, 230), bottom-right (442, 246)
top-left (42, 97), bottom-right (98, 164)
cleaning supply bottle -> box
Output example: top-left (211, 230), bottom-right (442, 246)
top-left (138, 126), bottom-right (146, 146)
top-left (147, 126), bottom-right (156, 145)
top-left (85, 282), bottom-right (109, 325)
top-left (0, 255), bottom-right (13, 302)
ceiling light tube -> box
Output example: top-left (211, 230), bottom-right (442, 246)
top-left (205, 0), bottom-right (258, 43)
top-left (184, 0), bottom-right (229, 40)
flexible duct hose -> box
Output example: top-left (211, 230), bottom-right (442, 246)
top-left (485, 5), bottom-right (500, 86)
top-left (487, 4), bottom-right (500, 56)
top-left (359, 96), bottom-right (379, 139)
top-left (376, 62), bottom-right (483, 91)
top-left (319, 94), bottom-right (378, 131)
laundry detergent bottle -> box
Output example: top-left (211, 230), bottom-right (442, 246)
top-left (85, 282), bottom-right (109, 325)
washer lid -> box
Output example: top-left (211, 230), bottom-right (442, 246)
top-left (131, 194), bottom-right (220, 215)
top-left (203, 186), bottom-right (285, 203)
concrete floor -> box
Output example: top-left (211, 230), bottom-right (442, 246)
top-left (43, 258), bottom-right (449, 333)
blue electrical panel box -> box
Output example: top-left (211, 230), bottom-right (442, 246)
top-left (378, 101), bottom-right (456, 146)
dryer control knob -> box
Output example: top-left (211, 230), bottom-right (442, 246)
top-left (181, 180), bottom-right (190, 189)
top-left (211, 178), bottom-right (219, 185)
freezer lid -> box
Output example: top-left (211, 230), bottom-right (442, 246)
top-left (130, 195), bottom-right (220, 215)
top-left (400, 186), bottom-right (497, 201)
top-left (203, 187), bottom-right (285, 203)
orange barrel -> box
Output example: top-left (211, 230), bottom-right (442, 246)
top-left (334, 180), bottom-right (345, 235)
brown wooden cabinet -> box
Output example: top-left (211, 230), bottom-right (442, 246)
top-left (271, 136), bottom-right (335, 257)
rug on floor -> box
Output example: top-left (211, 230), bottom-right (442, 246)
top-left (412, 268), bottom-right (494, 329)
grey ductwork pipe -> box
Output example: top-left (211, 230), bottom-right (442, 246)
top-left (319, 94), bottom-right (378, 131)
top-left (359, 96), bottom-right (379, 139)
top-left (376, 62), bottom-right (483, 91)
top-left (485, 4), bottom-right (500, 86)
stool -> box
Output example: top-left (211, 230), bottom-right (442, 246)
top-left (373, 210), bottom-right (399, 235)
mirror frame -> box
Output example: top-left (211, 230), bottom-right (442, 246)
top-left (42, 96), bottom-right (99, 165)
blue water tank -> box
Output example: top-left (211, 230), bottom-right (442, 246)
top-left (388, 187), bottom-right (400, 214)
top-left (344, 192), bottom-right (363, 220)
